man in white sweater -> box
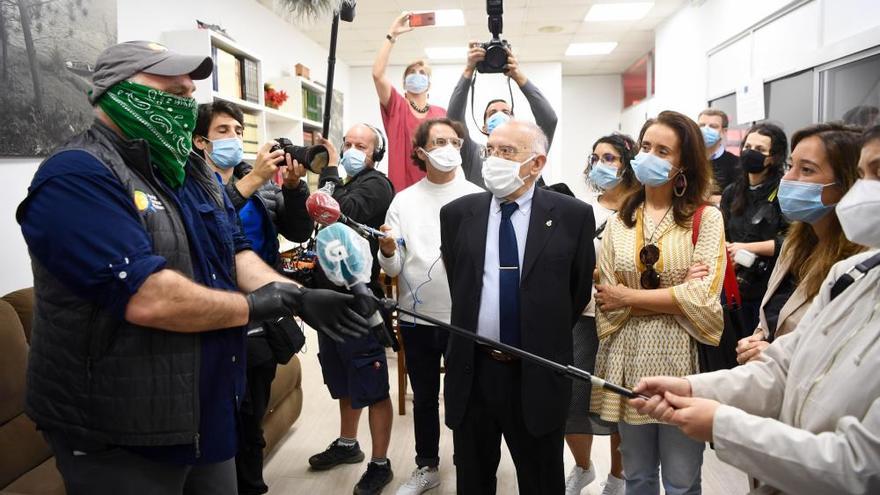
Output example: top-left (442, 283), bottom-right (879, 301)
top-left (378, 117), bottom-right (482, 494)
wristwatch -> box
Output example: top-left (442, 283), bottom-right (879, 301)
top-left (385, 33), bottom-right (396, 43)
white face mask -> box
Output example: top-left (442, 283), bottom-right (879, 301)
top-left (423, 144), bottom-right (461, 173)
top-left (837, 179), bottom-right (880, 248)
top-left (481, 155), bottom-right (535, 199)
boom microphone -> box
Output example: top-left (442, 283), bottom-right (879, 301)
top-left (315, 223), bottom-right (398, 350)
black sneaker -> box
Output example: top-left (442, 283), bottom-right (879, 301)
top-left (308, 440), bottom-right (365, 470)
top-left (353, 460), bottom-right (394, 495)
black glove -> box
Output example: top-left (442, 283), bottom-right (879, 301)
top-left (246, 282), bottom-right (303, 323)
top-left (297, 288), bottom-right (370, 343)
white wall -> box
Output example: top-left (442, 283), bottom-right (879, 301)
top-left (0, 159), bottom-right (40, 294)
top-left (346, 62), bottom-right (565, 182)
top-left (649, 0), bottom-right (880, 121)
top-left (560, 75), bottom-right (622, 201)
top-left (1, 0), bottom-right (352, 292)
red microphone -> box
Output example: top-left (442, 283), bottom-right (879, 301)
top-left (305, 190), bottom-right (342, 226)
top-left (305, 189), bottom-right (393, 241)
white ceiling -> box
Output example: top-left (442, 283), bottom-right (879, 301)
top-left (261, 0), bottom-right (687, 75)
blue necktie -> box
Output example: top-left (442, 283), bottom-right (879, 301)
top-left (499, 201), bottom-right (520, 347)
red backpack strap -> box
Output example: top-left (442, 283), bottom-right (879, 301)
top-left (691, 205), bottom-right (741, 308)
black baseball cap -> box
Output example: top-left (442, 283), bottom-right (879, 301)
top-left (90, 40), bottom-right (213, 104)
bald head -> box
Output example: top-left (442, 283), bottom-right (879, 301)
top-left (492, 119), bottom-right (549, 156)
top-left (343, 123), bottom-right (381, 166)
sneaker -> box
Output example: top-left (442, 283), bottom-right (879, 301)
top-left (599, 474), bottom-right (625, 495)
top-left (395, 466), bottom-right (440, 495)
top-left (565, 462), bottom-right (596, 495)
top-left (308, 439), bottom-right (365, 470)
top-left (354, 460), bottom-right (394, 495)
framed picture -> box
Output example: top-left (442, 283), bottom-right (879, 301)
top-left (0, 0), bottom-right (117, 156)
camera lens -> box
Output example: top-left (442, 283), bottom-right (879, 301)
top-left (271, 138), bottom-right (329, 173)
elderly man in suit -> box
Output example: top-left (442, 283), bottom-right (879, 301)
top-left (439, 120), bottom-right (595, 494)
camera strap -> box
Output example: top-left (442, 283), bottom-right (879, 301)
top-left (469, 72), bottom-right (517, 136)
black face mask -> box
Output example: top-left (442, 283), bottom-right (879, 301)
top-left (741, 149), bottom-right (769, 173)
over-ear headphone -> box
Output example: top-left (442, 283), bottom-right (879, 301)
top-left (363, 123), bottom-right (387, 163)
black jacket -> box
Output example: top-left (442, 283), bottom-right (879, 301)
top-left (17, 122), bottom-right (221, 447)
top-left (439, 187), bottom-right (595, 436)
top-left (224, 163), bottom-right (314, 265)
top-left (711, 150), bottom-right (740, 195)
top-left (720, 178), bottom-right (789, 300)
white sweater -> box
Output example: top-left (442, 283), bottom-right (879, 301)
top-left (378, 173), bottom-right (483, 326)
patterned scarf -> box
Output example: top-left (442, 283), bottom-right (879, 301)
top-left (98, 80), bottom-right (197, 188)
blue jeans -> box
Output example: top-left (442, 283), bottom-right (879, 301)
top-left (618, 422), bottom-right (704, 495)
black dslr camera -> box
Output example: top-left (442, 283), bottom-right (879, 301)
top-left (476, 0), bottom-right (511, 74)
top-left (270, 137), bottom-right (329, 174)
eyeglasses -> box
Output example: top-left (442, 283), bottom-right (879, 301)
top-left (588, 153), bottom-right (620, 166)
top-left (481, 145), bottom-right (529, 160)
top-left (429, 137), bottom-right (463, 149)
top-left (639, 244), bottom-right (661, 289)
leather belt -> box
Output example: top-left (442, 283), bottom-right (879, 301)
top-left (477, 344), bottom-right (519, 363)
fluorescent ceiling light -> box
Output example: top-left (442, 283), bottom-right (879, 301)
top-left (566, 42), bottom-right (618, 56)
top-left (585, 2), bottom-right (654, 22)
top-left (425, 46), bottom-right (467, 60)
top-left (433, 9), bottom-right (465, 27)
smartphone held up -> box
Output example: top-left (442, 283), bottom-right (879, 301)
top-left (409, 12), bottom-right (435, 27)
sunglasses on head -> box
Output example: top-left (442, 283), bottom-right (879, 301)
top-left (588, 153), bottom-right (619, 166)
top-left (640, 243), bottom-right (661, 289)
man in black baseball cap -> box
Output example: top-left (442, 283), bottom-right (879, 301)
top-left (16, 40), bottom-right (369, 494)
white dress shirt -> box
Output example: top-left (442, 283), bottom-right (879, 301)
top-left (477, 185), bottom-right (535, 341)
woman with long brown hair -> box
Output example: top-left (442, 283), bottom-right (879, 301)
top-left (593, 111), bottom-right (726, 494)
top-left (735, 122), bottom-right (865, 364)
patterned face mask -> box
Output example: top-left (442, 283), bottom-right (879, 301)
top-left (98, 80), bottom-right (197, 188)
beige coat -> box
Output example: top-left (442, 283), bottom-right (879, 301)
top-left (754, 246), bottom-right (813, 340)
top-left (688, 250), bottom-right (880, 495)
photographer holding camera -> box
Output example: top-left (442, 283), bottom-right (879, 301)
top-left (448, 7), bottom-right (558, 189)
top-left (192, 101), bottom-right (314, 495)
top-left (373, 12), bottom-right (447, 193)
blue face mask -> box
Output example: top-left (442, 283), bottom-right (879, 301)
top-left (209, 137), bottom-right (243, 169)
top-left (778, 179), bottom-right (837, 224)
top-left (588, 162), bottom-right (621, 190)
top-left (341, 147), bottom-right (368, 177)
top-left (632, 152), bottom-right (675, 187)
top-left (485, 111), bottom-right (510, 135)
top-left (701, 126), bottom-right (721, 147)
top-left (404, 73), bottom-right (429, 94)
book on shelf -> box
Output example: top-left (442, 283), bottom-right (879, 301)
top-left (242, 112), bottom-right (260, 154)
top-left (241, 58), bottom-right (260, 104)
top-left (303, 130), bottom-right (315, 146)
top-left (302, 87), bottom-right (323, 122)
top-left (215, 47), bottom-right (241, 99)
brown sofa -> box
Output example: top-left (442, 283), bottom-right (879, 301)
top-left (0, 288), bottom-right (303, 494)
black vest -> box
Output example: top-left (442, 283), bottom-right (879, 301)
top-left (18, 122), bottom-right (225, 447)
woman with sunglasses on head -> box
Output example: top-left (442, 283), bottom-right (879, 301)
top-left (719, 123), bottom-right (790, 334)
top-left (564, 133), bottom-right (639, 495)
top-left (592, 111), bottom-right (725, 495)
top-left (735, 123), bottom-right (865, 365)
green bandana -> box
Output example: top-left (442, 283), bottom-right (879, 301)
top-left (98, 80), bottom-right (197, 188)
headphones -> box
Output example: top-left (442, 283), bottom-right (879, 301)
top-left (363, 123), bottom-right (387, 163)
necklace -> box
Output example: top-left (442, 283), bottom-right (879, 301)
top-left (408, 98), bottom-right (430, 114)
top-left (646, 205), bottom-right (674, 244)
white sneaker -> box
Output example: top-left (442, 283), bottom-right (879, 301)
top-left (565, 462), bottom-right (596, 495)
top-left (395, 466), bottom-right (440, 495)
top-left (599, 474), bottom-right (625, 495)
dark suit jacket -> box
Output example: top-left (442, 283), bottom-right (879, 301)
top-left (439, 186), bottom-right (595, 437)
